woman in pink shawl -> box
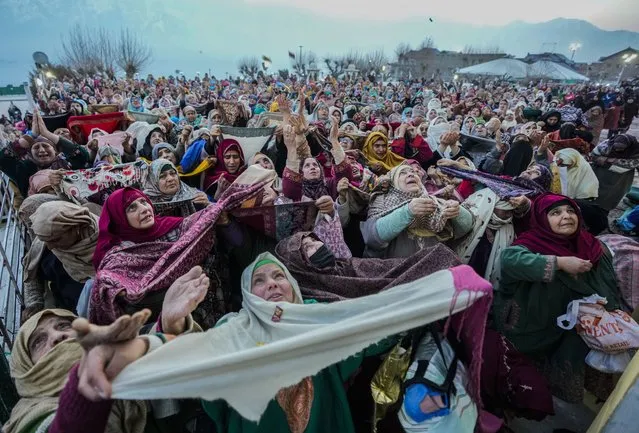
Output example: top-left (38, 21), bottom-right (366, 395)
top-left (93, 187), bottom-right (183, 269)
top-left (91, 187), bottom-right (247, 327)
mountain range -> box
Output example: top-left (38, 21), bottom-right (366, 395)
top-left (1, 2), bottom-right (639, 86)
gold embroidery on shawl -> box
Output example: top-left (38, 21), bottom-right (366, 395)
top-left (275, 377), bottom-right (314, 433)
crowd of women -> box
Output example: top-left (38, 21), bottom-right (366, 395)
top-left (1, 71), bottom-right (639, 433)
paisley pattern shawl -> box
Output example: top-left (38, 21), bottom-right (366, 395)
top-left (89, 180), bottom-right (269, 324)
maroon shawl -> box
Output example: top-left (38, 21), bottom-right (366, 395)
top-left (512, 193), bottom-right (604, 264)
top-left (203, 138), bottom-right (246, 191)
top-left (93, 188), bottom-right (183, 269)
top-left (90, 180), bottom-right (267, 325)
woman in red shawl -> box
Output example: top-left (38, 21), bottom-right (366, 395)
top-left (494, 193), bottom-right (624, 403)
top-left (203, 138), bottom-right (246, 197)
top-left (93, 187), bottom-right (183, 269)
top-left (91, 187), bottom-right (243, 327)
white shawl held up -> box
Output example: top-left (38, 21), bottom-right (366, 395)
top-left (111, 253), bottom-right (490, 422)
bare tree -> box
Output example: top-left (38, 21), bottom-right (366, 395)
top-left (61, 25), bottom-right (116, 77)
top-left (418, 37), bottom-right (436, 50)
top-left (395, 43), bottom-right (412, 60)
top-left (116, 29), bottom-right (152, 78)
top-left (60, 26), bottom-right (150, 78)
top-left (323, 54), bottom-right (348, 77)
top-left (237, 56), bottom-right (260, 79)
top-left (463, 45), bottom-right (504, 54)
top-left (355, 49), bottom-right (389, 78)
top-left (291, 50), bottom-right (318, 77)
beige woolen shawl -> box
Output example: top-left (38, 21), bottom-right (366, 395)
top-left (30, 201), bottom-right (99, 282)
top-left (3, 309), bottom-right (146, 433)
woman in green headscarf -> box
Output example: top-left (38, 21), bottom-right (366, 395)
top-left (201, 255), bottom-right (394, 433)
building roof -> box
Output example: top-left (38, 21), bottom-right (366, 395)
top-left (523, 52), bottom-right (575, 67)
top-left (458, 58), bottom-right (529, 78)
top-left (599, 47), bottom-right (639, 62)
top-left (528, 61), bottom-right (589, 81)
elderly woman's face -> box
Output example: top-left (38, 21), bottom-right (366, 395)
top-left (150, 130), bottom-right (165, 145)
top-left (254, 155), bottom-right (274, 170)
top-left (339, 136), bottom-right (354, 151)
top-left (397, 167), bottom-right (421, 194)
top-left (302, 235), bottom-right (324, 259)
top-left (55, 128), bottom-right (72, 141)
top-left (31, 141), bottom-right (57, 166)
top-left (473, 125), bottom-right (487, 137)
top-left (302, 157), bottom-right (321, 180)
top-left (126, 197), bottom-right (155, 230)
top-left (210, 111), bottom-right (222, 124)
top-left (547, 204), bottom-right (578, 237)
top-left (251, 263), bottom-right (294, 303)
top-left (520, 165), bottom-right (542, 181)
top-left (28, 315), bottom-right (74, 364)
top-left (158, 168), bottom-right (180, 195)
top-left (157, 148), bottom-right (177, 165)
top-left (185, 110), bottom-right (196, 122)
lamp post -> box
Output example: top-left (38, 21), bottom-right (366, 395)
top-left (569, 42), bottom-right (582, 61)
top-left (618, 53), bottom-right (637, 85)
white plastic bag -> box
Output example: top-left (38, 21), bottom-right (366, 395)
top-left (585, 350), bottom-right (636, 374)
top-left (557, 295), bottom-right (639, 353)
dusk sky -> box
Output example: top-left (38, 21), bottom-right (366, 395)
top-left (1, 0), bottom-right (638, 84)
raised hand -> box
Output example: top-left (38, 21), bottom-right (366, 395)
top-left (73, 309), bottom-right (152, 352)
top-left (408, 197), bottom-right (437, 217)
top-left (315, 195), bottom-right (335, 216)
top-left (441, 200), bottom-right (460, 220)
top-left (329, 118), bottom-right (340, 147)
top-left (161, 266), bottom-right (210, 335)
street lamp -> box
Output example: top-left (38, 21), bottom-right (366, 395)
top-left (618, 53), bottom-right (637, 84)
top-left (569, 42), bottom-right (582, 60)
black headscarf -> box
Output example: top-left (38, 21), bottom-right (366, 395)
top-left (540, 110), bottom-right (562, 133)
top-left (502, 135), bottom-right (533, 177)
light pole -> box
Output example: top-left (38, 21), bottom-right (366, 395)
top-left (618, 53), bottom-right (637, 85)
top-left (298, 45), bottom-right (303, 77)
top-left (569, 42), bottom-right (582, 61)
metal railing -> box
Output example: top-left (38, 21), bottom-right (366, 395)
top-left (0, 175), bottom-right (27, 353)
top-left (0, 174), bottom-right (26, 424)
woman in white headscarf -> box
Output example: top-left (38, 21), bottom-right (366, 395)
top-left (553, 148), bottom-right (599, 200)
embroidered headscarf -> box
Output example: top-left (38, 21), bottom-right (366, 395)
top-left (513, 193), bottom-right (603, 264)
top-left (93, 187), bottom-right (183, 269)
top-left (368, 165), bottom-right (450, 240)
top-left (362, 132), bottom-right (405, 173)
